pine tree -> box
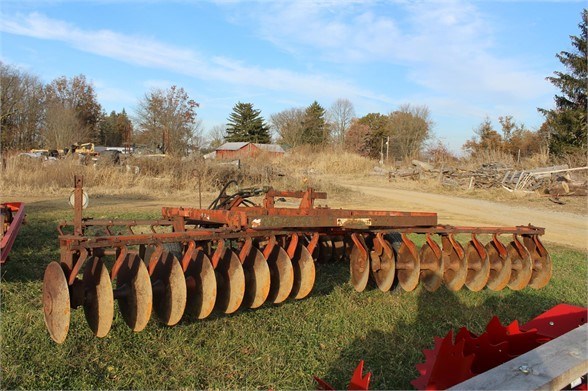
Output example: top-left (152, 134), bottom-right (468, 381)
top-left (99, 109), bottom-right (133, 146)
top-left (539, 10), bottom-right (587, 156)
top-left (225, 102), bottom-right (271, 143)
top-left (301, 101), bottom-right (329, 145)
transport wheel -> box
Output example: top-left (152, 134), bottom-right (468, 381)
top-left (215, 249), bottom-right (245, 313)
top-left (522, 236), bottom-right (553, 290)
top-left (506, 241), bottom-right (532, 290)
top-left (349, 239), bottom-right (369, 292)
top-left (290, 244), bottom-right (316, 300)
top-left (464, 241), bottom-right (490, 292)
top-left (442, 240), bottom-right (467, 291)
top-left (83, 257), bottom-right (114, 337)
top-left (242, 246), bottom-right (271, 308)
top-left (266, 245), bottom-right (294, 304)
top-left (396, 241), bottom-right (420, 291)
top-left (43, 262), bottom-right (71, 344)
top-left (370, 241), bottom-right (395, 292)
top-left (151, 251), bottom-right (187, 326)
top-left (185, 249), bottom-right (217, 319)
top-left (117, 253), bottom-right (152, 332)
top-left (485, 241), bottom-right (512, 291)
top-left (419, 242), bottom-right (444, 292)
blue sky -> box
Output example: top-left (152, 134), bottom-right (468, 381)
top-left (1, 1), bottom-right (585, 151)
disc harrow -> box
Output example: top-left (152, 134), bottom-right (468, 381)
top-left (42, 176), bottom-right (552, 343)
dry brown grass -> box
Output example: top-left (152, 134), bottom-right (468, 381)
top-left (279, 145), bottom-right (376, 175)
top-left (0, 148), bottom-right (378, 198)
top-left (3, 148), bottom-right (583, 215)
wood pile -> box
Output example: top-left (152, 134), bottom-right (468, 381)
top-left (375, 161), bottom-right (588, 196)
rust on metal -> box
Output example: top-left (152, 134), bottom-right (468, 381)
top-left (41, 179), bottom-right (553, 343)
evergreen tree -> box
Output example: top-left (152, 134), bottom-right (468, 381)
top-left (539, 10), bottom-right (587, 156)
top-left (225, 102), bottom-right (271, 143)
top-left (301, 101), bottom-right (329, 145)
top-left (99, 109), bottom-right (133, 146)
top-left (356, 113), bottom-right (391, 159)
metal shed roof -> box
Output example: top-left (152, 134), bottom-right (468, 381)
top-left (254, 143), bottom-right (285, 153)
top-left (216, 142), bottom-right (250, 151)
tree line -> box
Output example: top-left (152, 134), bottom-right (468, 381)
top-left (0, 66), bottom-right (133, 153)
top-left (1, 10), bottom-right (585, 160)
top-left (0, 63), bottom-right (433, 160)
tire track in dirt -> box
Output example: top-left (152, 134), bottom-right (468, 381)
top-left (342, 183), bottom-right (588, 252)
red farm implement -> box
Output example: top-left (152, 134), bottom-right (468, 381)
top-left (315, 304), bottom-right (587, 390)
top-left (1, 202), bottom-right (25, 264)
top-left (42, 176), bottom-right (553, 343)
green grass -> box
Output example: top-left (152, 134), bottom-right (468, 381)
top-left (1, 200), bottom-right (587, 390)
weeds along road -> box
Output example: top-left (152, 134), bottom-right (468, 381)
top-left (341, 183), bottom-right (588, 252)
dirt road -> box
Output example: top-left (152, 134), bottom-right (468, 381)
top-left (341, 183), bottom-right (588, 251)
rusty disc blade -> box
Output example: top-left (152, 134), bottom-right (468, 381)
top-left (419, 243), bottom-right (444, 292)
top-left (266, 245), bottom-right (294, 304)
top-left (185, 249), bottom-right (217, 319)
top-left (464, 242), bottom-right (490, 292)
top-left (370, 245), bottom-right (395, 292)
top-left (117, 253), bottom-right (152, 332)
top-left (290, 244), bottom-right (316, 300)
top-left (442, 245), bottom-right (467, 291)
top-left (349, 241), bottom-right (369, 292)
top-left (242, 246), bottom-right (271, 308)
top-left (485, 242), bottom-right (512, 291)
top-left (522, 237), bottom-right (553, 290)
top-left (396, 243), bottom-right (420, 291)
top-left (529, 252), bottom-right (552, 289)
top-left (83, 257), bottom-right (114, 338)
top-left (151, 251), bottom-right (187, 326)
top-left (215, 249), bottom-right (245, 313)
top-left (43, 262), bottom-right (70, 344)
top-left (318, 236), bottom-right (334, 263)
top-left (506, 242), bottom-right (532, 290)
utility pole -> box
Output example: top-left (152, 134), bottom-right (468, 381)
top-left (386, 136), bottom-right (390, 164)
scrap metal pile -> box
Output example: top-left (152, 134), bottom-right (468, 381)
top-left (43, 176), bottom-right (552, 343)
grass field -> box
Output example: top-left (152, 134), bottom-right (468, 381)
top-left (1, 195), bottom-right (587, 389)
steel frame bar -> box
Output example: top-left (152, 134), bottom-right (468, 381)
top-left (1, 202), bottom-right (26, 264)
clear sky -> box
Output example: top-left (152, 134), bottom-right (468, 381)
top-left (1, 1), bottom-right (585, 152)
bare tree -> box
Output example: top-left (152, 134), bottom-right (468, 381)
top-left (43, 102), bottom-right (88, 149)
top-left (389, 104), bottom-right (433, 160)
top-left (207, 124), bottom-right (227, 149)
top-left (135, 85), bottom-right (199, 156)
top-left (0, 62), bottom-right (44, 150)
top-left (270, 107), bottom-right (305, 147)
top-left (189, 118), bottom-right (205, 154)
top-left (44, 74), bottom-right (102, 143)
top-left (328, 98), bottom-right (355, 146)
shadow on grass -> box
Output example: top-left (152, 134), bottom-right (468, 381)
top-left (1, 196), bottom-right (165, 283)
top-left (319, 289), bottom-right (561, 390)
top-left (1, 218), bottom-right (59, 282)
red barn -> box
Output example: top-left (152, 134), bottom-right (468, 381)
top-left (215, 142), bottom-right (285, 160)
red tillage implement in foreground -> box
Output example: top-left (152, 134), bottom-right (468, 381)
top-left (42, 176), bottom-right (552, 343)
top-left (315, 304), bottom-right (587, 390)
top-left (1, 202), bottom-right (26, 264)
